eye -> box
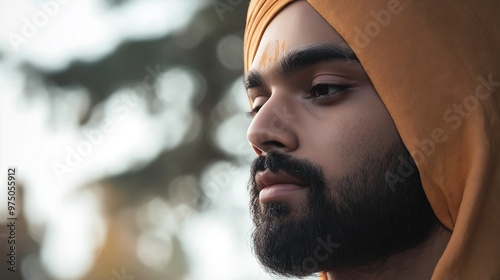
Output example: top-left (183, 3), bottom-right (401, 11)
top-left (246, 105), bottom-right (263, 118)
top-left (307, 83), bottom-right (351, 99)
top-left (246, 96), bottom-right (268, 118)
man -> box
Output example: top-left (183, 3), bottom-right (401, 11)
top-left (243, 0), bottom-right (500, 279)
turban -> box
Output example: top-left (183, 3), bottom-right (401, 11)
top-left (244, 0), bottom-right (500, 279)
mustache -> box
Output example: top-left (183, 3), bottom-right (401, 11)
top-left (250, 150), bottom-right (325, 188)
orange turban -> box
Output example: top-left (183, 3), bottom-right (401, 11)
top-left (244, 0), bottom-right (500, 279)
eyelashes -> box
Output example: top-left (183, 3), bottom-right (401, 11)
top-left (246, 83), bottom-right (352, 119)
top-left (246, 105), bottom-right (262, 118)
top-left (306, 83), bottom-right (351, 99)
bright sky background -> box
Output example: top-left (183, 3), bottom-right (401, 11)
top-left (0, 0), bottom-right (200, 70)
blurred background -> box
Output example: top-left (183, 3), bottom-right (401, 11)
top-left (0, 0), bottom-right (321, 279)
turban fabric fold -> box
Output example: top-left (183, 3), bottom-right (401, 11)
top-left (244, 0), bottom-right (500, 279)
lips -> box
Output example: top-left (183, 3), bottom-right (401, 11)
top-left (255, 170), bottom-right (308, 203)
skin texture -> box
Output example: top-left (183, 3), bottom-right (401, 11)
top-left (245, 1), bottom-right (451, 279)
top-left (247, 1), bottom-right (399, 213)
top-left (248, 2), bottom-right (399, 184)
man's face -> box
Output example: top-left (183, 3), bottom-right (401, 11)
top-left (245, 1), bottom-right (438, 276)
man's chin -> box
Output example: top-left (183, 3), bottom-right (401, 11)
top-left (252, 214), bottom-right (326, 277)
top-left (258, 198), bottom-right (312, 221)
top-left (249, 144), bottom-right (439, 277)
top-left (260, 201), bottom-right (290, 219)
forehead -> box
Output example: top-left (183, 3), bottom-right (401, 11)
top-left (250, 1), bottom-right (350, 72)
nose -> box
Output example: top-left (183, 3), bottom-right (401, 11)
top-left (247, 96), bottom-right (299, 156)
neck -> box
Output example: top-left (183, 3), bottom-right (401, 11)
top-left (325, 225), bottom-right (451, 280)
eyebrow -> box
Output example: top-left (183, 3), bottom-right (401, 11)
top-left (244, 44), bottom-right (359, 90)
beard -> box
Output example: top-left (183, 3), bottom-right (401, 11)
top-left (248, 142), bottom-right (439, 277)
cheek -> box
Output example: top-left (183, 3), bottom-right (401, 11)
top-left (298, 90), bottom-right (399, 177)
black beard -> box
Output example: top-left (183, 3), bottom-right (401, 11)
top-left (248, 143), bottom-right (439, 277)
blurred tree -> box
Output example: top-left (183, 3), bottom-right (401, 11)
top-left (14, 1), bottom-right (250, 279)
top-left (25, 0), bottom-right (248, 204)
